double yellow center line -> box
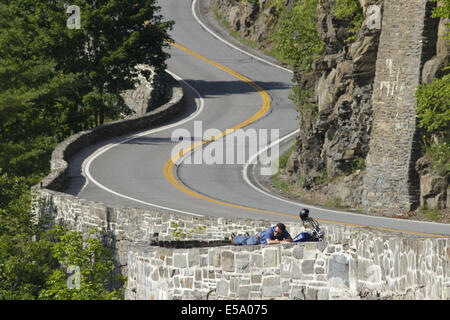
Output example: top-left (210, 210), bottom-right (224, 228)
top-left (164, 41), bottom-right (292, 219)
top-left (164, 41), bottom-right (445, 238)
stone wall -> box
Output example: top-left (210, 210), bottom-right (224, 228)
top-left (126, 226), bottom-right (449, 300)
top-left (362, 0), bottom-right (439, 213)
top-left (35, 188), bottom-right (449, 300)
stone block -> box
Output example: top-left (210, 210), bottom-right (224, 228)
top-left (281, 280), bottom-right (290, 294)
top-left (222, 251), bottom-right (235, 272)
top-left (173, 253), bottom-right (187, 269)
top-left (290, 287), bottom-right (305, 300)
top-left (263, 248), bottom-right (278, 268)
top-left (302, 260), bottom-right (315, 275)
top-left (236, 253), bottom-right (250, 273)
top-left (195, 269), bottom-right (202, 282)
top-left (317, 287), bottom-right (329, 300)
top-left (239, 285), bottom-right (250, 299)
top-left (251, 254), bottom-right (263, 268)
top-left (262, 276), bottom-right (281, 298)
top-left (188, 249), bottom-right (200, 267)
top-left (293, 245), bottom-right (304, 259)
top-left (184, 277), bottom-right (193, 289)
top-left (305, 287), bottom-right (317, 300)
top-left (281, 257), bottom-right (302, 279)
top-left (304, 242), bottom-right (317, 259)
top-left (251, 274), bottom-right (262, 283)
top-left (216, 279), bottom-right (229, 297)
top-left (328, 253), bottom-right (349, 287)
top-left (208, 248), bottom-right (221, 267)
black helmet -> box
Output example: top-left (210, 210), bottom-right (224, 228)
top-left (299, 208), bottom-right (310, 221)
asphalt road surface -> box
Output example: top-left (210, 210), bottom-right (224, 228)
top-left (64, 0), bottom-right (450, 238)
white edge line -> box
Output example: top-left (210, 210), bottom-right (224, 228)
top-left (191, 0), bottom-right (293, 74)
top-left (242, 133), bottom-right (450, 231)
top-left (82, 70), bottom-right (205, 217)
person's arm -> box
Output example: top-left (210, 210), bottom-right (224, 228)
top-left (266, 237), bottom-right (292, 244)
top-left (281, 237), bottom-right (293, 243)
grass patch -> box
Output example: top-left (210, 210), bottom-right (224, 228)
top-left (279, 142), bottom-right (296, 169)
top-left (272, 171), bottom-right (290, 193)
top-left (419, 207), bottom-right (440, 221)
top-left (325, 197), bottom-right (345, 209)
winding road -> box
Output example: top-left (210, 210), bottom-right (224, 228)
top-left (64, 0), bottom-right (450, 237)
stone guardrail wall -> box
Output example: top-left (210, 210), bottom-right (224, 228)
top-left (127, 230), bottom-right (449, 300)
top-left (35, 186), bottom-right (449, 300)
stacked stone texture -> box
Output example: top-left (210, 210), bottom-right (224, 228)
top-left (362, 0), bottom-right (436, 213)
top-left (36, 188), bottom-right (449, 300)
top-left (126, 230), bottom-right (449, 300)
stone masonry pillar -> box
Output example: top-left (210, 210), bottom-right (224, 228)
top-left (362, 0), bottom-right (435, 214)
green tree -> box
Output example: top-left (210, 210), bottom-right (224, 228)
top-left (60, 0), bottom-right (174, 125)
top-left (0, 0), bottom-right (174, 184)
top-left (0, 1), bottom-right (83, 183)
top-left (0, 172), bottom-right (126, 300)
top-left (0, 171), bottom-right (59, 300)
top-left (0, 0), bottom-right (172, 300)
top-left (38, 226), bottom-right (126, 300)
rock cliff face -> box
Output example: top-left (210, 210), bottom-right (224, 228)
top-left (293, 0), bottom-right (382, 201)
top-left (212, 0), bottom-right (448, 215)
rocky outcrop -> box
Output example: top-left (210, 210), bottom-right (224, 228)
top-left (214, 0), bottom-right (278, 48)
top-left (121, 65), bottom-right (173, 116)
top-left (290, 0), bottom-right (382, 208)
top-left (213, 0), bottom-right (448, 213)
top-left (416, 157), bottom-right (448, 209)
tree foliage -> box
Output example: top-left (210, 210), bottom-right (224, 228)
top-left (271, 0), bottom-right (323, 71)
top-left (416, 74), bottom-right (450, 134)
top-left (430, 0), bottom-right (450, 19)
top-left (331, 0), bottom-right (364, 42)
top-left (38, 226), bottom-right (125, 300)
top-left (0, 0), bottom-right (173, 184)
top-left (0, 0), bottom-right (173, 299)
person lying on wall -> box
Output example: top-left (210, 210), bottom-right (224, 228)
top-left (231, 223), bottom-right (293, 245)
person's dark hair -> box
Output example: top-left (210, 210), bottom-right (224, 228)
top-left (276, 223), bottom-right (286, 232)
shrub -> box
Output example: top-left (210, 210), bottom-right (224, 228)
top-left (271, 0), bottom-right (323, 70)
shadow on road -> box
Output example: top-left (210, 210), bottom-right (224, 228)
top-left (183, 79), bottom-right (290, 97)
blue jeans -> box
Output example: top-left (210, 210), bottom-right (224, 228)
top-left (233, 235), bottom-right (259, 245)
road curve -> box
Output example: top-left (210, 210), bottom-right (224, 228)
top-left (65, 0), bottom-right (450, 237)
